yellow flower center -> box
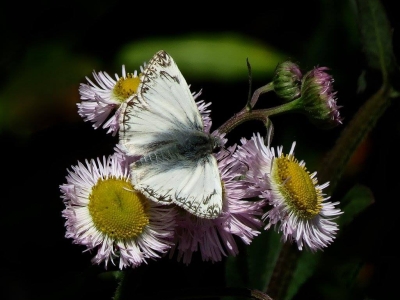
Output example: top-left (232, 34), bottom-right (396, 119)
top-left (88, 177), bottom-right (149, 240)
top-left (112, 74), bottom-right (140, 102)
top-left (272, 155), bottom-right (322, 219)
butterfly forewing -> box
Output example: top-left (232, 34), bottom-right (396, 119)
top-left (140, 52), bottom-right (203, 130)
top-left (119, 50), bottom-right (222, 219)
top-left (120, 51), bottom-right (204, 155)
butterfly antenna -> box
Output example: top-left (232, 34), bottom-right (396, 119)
top-left (245, 58), bottom-right (253, 111)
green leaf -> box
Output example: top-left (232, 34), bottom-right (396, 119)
top-left (224, 230), bottom-right (282, 300)
top-left (356, 0), bottom-right (397, 82)
top-left (337, 184), bottom-right (375, 228)
top-left (115, 33), bottom-right (287, 82)
top-left (246, 230), bottom-right (282, 291)
top-left (283, 251), bottom-right (321, 300)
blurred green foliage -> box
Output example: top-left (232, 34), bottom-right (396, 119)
top-left (117, 33), bottom-right (287, 81)
top-left (0, 42), bottom-right (96, 136)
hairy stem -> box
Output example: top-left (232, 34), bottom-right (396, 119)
top-left (217, 100), bottom-right (298, 135)
top-left (265, 243), bottom-right (299, 300)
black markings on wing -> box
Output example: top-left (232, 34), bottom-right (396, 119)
top-left (133, 153), bottom-right (222, 219)
top-left (161, 70), bottom-right (180, 84)
top-left (119, 96), bottom-right (144, 135)
top-left (139, 51), bottom-right (203, 131)
top-left (141, 185), bottom-right (173, 204)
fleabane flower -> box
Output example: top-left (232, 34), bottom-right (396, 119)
top-left (294, 67), bottom-right (342, 128)
top-left (78, 65), bottom-right (144, 135)
top-left (235, 133), bottom-right (342, 252)
top-left (169, 144), bottom-right (266, 264)
top-left (60, 154), bottom-right (176, 269)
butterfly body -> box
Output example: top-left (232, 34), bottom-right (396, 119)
top-left (119, 50), bottom-right (223, 219)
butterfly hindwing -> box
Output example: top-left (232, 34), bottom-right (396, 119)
top-left (132, 151), bottom-right (222, 218)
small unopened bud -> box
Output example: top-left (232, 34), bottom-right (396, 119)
top-left (298, 67), bottom-right (342, 129)
top-left (273, 61), bottom-right (303, 102)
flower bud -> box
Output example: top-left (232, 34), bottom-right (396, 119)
top-left (273, 61), bottom-right (303, 102)
top-left (298, 67), bottom-right (342, 128)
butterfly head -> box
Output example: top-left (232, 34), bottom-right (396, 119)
top-left (211, 134), bottom-right (224, 151)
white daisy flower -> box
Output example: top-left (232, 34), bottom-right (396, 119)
top-left (78, 64), bottom-right (145, 135)
top-left (60, 154), bottom-right (176, 269)
top-left (235, 133), bottom-right (343, 251)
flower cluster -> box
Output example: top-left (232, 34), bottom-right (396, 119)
top-left (60, 51), bottom-right (343, 269)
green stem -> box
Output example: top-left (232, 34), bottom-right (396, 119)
top-left (112, 271), bottom-right (126, 300)
top-left (317, 84), bottom-right (392, 194)
top-left (266, 243), bottom-right (299, 300)
top-left (217, 99), bottom-right (299, 135)
top-left (245, 82), bottom-right (275, 111)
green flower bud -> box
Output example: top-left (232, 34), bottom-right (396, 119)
top-left (273, 61), bottom-right (303, 102)
top-left (298, 67), bottom-right (342, 129)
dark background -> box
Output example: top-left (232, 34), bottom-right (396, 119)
top-left (1, 0), bottom-right (399, 299)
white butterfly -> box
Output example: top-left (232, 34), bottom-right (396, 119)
top-left (118, 50), bottom-right (223, 219)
